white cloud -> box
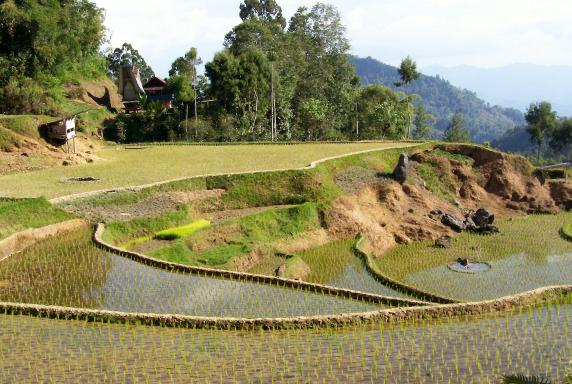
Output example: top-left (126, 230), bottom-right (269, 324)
top-left (94, 0), bottom-right (572, 76)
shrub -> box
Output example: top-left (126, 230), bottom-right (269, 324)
top-left (0, 77), bottom-right (59, 115)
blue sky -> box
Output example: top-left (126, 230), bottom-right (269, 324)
top-left (94, 0), bottom-right (572, 77)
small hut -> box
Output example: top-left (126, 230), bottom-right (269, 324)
top-left (45, 116), bottom-right (77, 153)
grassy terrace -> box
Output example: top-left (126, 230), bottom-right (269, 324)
top-left (0, 198), bottom-right (73, 240)
top-left (0, 142), bottom-right (416, 199)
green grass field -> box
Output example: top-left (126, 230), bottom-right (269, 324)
top-left (0, 198), bottom-right (73, 240)
top-left (0, 142), bottom-right (415, 199)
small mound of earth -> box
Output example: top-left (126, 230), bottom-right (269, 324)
top-left (448, 261), bottom-right (491, 274)
top-left (63, 176), bottom-right (100, 183)
top-left (334, 166), bottom-right (387, 194)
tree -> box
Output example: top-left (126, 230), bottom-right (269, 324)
top-left (239, 0), bottom-right (286, 29)
top-left (443, 112), bottom-right (471, 143)
top-left (106, 43), bottom-right (155, 84)
top-left (394, 56), bottom-right (421, 139)
top-left (299, 98), bottom-right (328, 140)
top-left (550, 118), bottom-right (572, 161)
top-left (287, 3), bottom-right (355, 139)
top-left (206, 48), bottom-right (271, 138)
top-left (357, 85), bottom-right (411, 139)
top-left (165, 75), bottom-right (195, 108)
top-left (0, 0), bottom-right (107, 114)
top-left (395, 56), bottom-right (421, 87)
top-left (413, 104), bottom-right (436, 139)
top-left (526, 101), bottom-right (558, 162)
top-left (168, 48), bottom-right (202, 80)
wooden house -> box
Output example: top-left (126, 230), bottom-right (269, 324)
top-left (143, 76), bottom-right (174, 109)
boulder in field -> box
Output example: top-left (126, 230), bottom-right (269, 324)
top-left (393, 154), bottom-right (409, 184)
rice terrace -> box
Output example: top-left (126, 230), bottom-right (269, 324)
top-left (1, 0), bottom-right (571, 383)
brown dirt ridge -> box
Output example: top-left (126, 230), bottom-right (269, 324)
top-left (326, 144), bottom-right (572, 258)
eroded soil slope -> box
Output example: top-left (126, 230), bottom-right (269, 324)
top-left (327, 145), bottom-right (572, 257)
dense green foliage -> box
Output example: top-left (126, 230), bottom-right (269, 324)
top-left (525, 101), bottom-right (558, 161)
top-left (108, 1), bottom-right (418, 143)
top-left (443, 112), bottom-right (471, 143)
top-left (106, 43), bottom-right (155, 84)
top-left (0, 0), bottom-right (107, 115)
top-left (204, 2), bottom-right (363, 141)
top-left (352, 56), bottom-right (525, 143)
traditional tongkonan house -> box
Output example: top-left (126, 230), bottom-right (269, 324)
top-left (118, 65), bottom-right (145, 112)
top-left (143, 76), bottom-right (174, 109)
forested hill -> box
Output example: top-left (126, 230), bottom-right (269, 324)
top-left (352, 56), bottom-right (525, 142)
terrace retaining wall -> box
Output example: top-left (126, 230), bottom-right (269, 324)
top-left (354, 238), bottom-right (460, 304)
top-left (0, 285), bottom-right (569, 330)
top-left (93, 224), bottom-right (428, 308)
top-left (0, 219), bottom-right (88, 262)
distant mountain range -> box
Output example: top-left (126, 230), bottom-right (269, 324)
top-left (423, 63), bottom-right (572, 117)
top-left (352, 57), bottom-right (525, 143)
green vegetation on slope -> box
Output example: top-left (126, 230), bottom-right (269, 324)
top-left (151, 204), bottom-right (321, 268)
top-left (0, 198), bottom-right (73, 240)
top-left (103, 205), bottom-right (192, 245)
top-left (0, 0), bottom-right (107, 116)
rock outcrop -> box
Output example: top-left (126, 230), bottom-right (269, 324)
top-left (393, 154), bottom-right (409, 184)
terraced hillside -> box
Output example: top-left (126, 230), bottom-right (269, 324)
top-left (0, 142), bottom-right (570, 383)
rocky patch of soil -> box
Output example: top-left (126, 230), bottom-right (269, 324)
top-left (334, 166), bottom-right (389, 194)
top-left (63, 189), bottom-right (226, 222)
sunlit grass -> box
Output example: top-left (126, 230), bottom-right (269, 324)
top-left (0, 198), bottom-right (73, 240)
top-left (154, 219), bottom-right (210, 240)
top-left (0, 142), bottom-right (416, 198)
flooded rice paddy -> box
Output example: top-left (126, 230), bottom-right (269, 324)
top-left (0, 299), bottom-right (569, 383)
top-left (0, 229), bottom-right (384, 318)
top-left (377, 212), bottom-right (572, 301)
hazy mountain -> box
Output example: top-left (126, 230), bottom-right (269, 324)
top-left (423, 63), bottom-right (572, 117)
top-left (352, 57), bottom-right (524, 143)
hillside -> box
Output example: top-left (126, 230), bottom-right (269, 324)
top-left (424, 63), bottom-right (572, 117)
top-left (352, 57), bottom-right (525, 143)
top-left (0, 79), bottom-right (120, 175)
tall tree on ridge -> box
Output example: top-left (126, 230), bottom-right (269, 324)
top-left (443, 112), bottom-right (471, 143)
top-left (525, 101), bottom-right (557, 162)
top-left (394, 56), bottom-right (421, 139)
